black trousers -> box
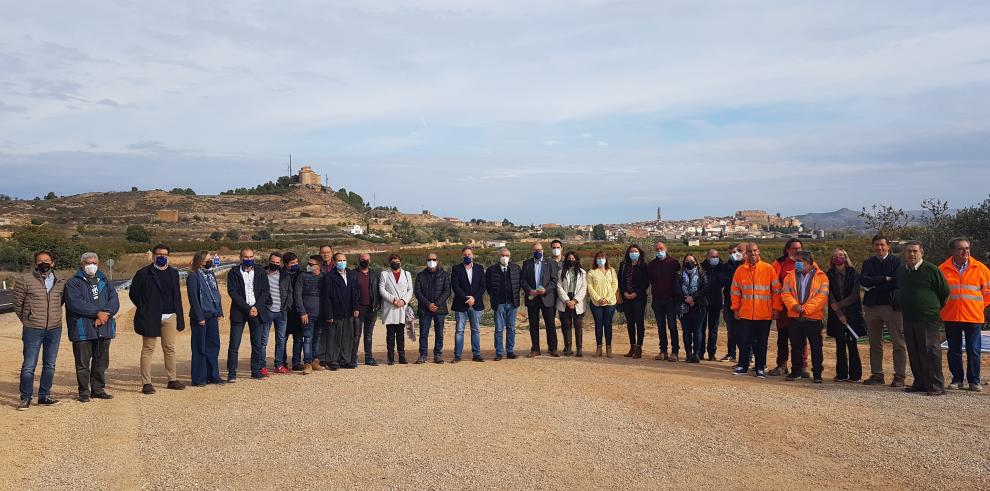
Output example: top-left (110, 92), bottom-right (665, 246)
top-left (351, 313), bottom-right (374, 364)
top-left (737, 319), bottom-right (771, 372)
top-left (904, 319), bottom-right (945, 391)
top-left (625, 296), bottom-right (648, 346)
top-left (834, 329), bottom-right (862, 381)
top-left (559, 308), bottom-right (583, 353)
top-left (72, 338), bottom-right (111, 397)
top-left (701, 304), bottom-right (722, 357)
top-left (385, 324), bottom-right (406, 358)
top-left (788, 319), bottom-right (824, 377)
top-left (527, 302), bottom-right (558, 352)
top-left (361, 312), bottom-right (377, 359)
top-left (330, 318), bottom-right (354, 367)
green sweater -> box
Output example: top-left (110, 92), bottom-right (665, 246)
top-left (895, 260), bottom-right (950, 322)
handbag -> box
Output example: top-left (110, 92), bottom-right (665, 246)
top-left (404, 305), bottom-right (417, 341)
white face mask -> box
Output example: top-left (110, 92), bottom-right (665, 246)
top-left (731, 252), bottom-right (743, 262)
top-left (552, 248), bottom-right (562, 257)
top-left (426, 260), bottom-right (438, 269)
top-left (306, 265), bottom-right (314, 273)
top-left (83, 264), bottom-right (99, 276)
top-left (499, 256), bottom-right (510, 266)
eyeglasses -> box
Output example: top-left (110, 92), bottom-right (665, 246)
top-left (307, 263), bottom-right (319, 267)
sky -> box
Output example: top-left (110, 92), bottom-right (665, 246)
top-left (1, 1), bottom-right (989, 224)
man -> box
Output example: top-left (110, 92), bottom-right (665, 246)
top-left (780, 251), bottom-right (829, 383)
top-left (720, 243), bottom-right (745, 363)
top-left (353, 252), bottom-right (382, 366)
top-left (262, 252), bottom-right (293, 374)
top-left (452, 247), bottom-right (487, 362)
top-left (939, 237), bottom-right (990, 392)
top-left (731, 243), bottom-right (782, 379)
top-left (521, 242), bottom-right (560, 357)
top-left (15, 251), bottom-right (67, 410)
top-left (549, 239), bottom-right (564, 267)
top-left (700, 249), bottom-right (725, 361)
top-left (292, 255), bottom-right (323, 373)
top-left (771, 238), bottom-right (807, 376)
top-left (282, 252), bottom-right (305, 371)
top-left (859, 235), bottom-right (907, 387)
top-left (130, 244), bottom-right (186, 394)
top-left (64, 252), bottom-right (120, 402)
top-left (320, 252), bottom-right (360, 370)
top-left (487, 247), bottom-right (521, 360)
top-left (227, 248), bottom-right (272, 381)
top-left (318, 244), bottom-right (335, 272)
top-left (648, 241), bottom-right (680, 361)
top-left (897, 241), bottom-right (950, 396)
top-left (414, 252), bottom-right (451, 364)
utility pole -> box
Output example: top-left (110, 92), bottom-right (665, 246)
top-left (288, 154), bottom-right (292, 176)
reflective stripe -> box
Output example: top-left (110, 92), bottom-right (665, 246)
top-left (954, 284), bottom-right (981, 291)
top-left (730, 291), bottom-right (742, 297)
top-left (983, 282), bottom-right (990, 290)
top-left (948, 294), bottom-right (984, 302)
top-left (741, 294), bottom-right (772, 300)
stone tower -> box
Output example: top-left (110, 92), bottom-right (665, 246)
top-left (298, 166), bottom-right (321, 186)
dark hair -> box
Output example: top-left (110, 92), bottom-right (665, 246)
top-left (948, 237), bottom-right (970, 250)
top-left (33, 250), bottom-right (53, 262)
top-left (308, 255), bottom-right (321, 262)
top-left (282, 252), bottom-right (298, 264)
top-left (871, 234), bottom-right (888, 245)
top-left (778, 238), bottom-right (803, 262)
top-left (592, 251), bottom-right (609, 270)
top-left (152, 244), bottom-right (170, 254)
top-left (333, 252), bottom-right (346, 261)
top-left (269, 252), bottom-right (282, 261)
top-left (461, 246), bottom-right (472, 253)
top-left (190, 250), bottom-right (209, 271)
top-left (550, 239), bottom-right (562, 247)
top-left (795, 251), bottom-right (814, 264)
top-left (319, 244), bottom-right (334, 252)
top-left (903, 240), bottom-right (924, 251)
top-left (239, 247), bottom-right (254, 256)
top-left (562, 250), bottom-right (583, 275)
top-left (388, 253), bottom-right (401, 262)
top-left (682, 253), bottom-right (698, 267)
top-left (623, 244), bottom-right (643, 265)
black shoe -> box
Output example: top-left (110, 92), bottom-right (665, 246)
top-left (208, 380), bottom-right (226, 385)
top-left (813, 377), bottom-right (823, 384)
top-left (494, 355), bottom-right (503, 361)
top-left (398, 356), bottom-right (409, 365)
top-left (345, 362), bottom-right (358, 369)
top-left (142, 384), bottom-right (156, 394)
top-left (328, 364), bottom-right (340, 371)
top-left (17, 399), bottom-right (30, 411)
top-left (167, 380), bottom-right (186, 390)
top-left (37, 397), bottom-right (60, 406)
top-left (451, 357), bottom-right (461, 364)
top-left (785, 374), bottom-right (801, 382)
top-left (415, 356), bottom-right (426, 364)
top-left (472, 356), bottom-right (485, 362)
top-left (92, 392), bottom-right (113, 400)
top-left (434, 357), bottom-right (444, 364)
top-left (365, 358), bottom-right (379, 366)
top-left (292, 364), bottom-right (304, 371)
top-left (506, 353), bottom-right (517, 359)
top-left (78, 395), bottom-right (91, 403)
top-left (387, 359), bottom-right (395, 366)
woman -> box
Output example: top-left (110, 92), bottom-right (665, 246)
top-left (186, 250), bottom-right (224, 386)
top-left (379, 253), bottom-right (413, 365)
top-left (586, 251), bottom-right (618, 357)
top-left (826, 248), bottom-right (864, 382)
top-left (618, 244), bottom-right (649, 359)
top-left (677, 254), bottom-right (709, 363)
top-left (556, 251), bottom-right (588, 357)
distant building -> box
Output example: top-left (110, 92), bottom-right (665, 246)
top-left (156, 210), bottom-right (179, 223)
top-left (484, 240), bottom-right (507, 249)
top-left (298, 166), bottom-right (321, 186)
top-left (685, 239), bottom-right (701, 247)
top-left (341, 224), bottom-right (365, 235)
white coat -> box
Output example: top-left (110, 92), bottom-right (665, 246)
top-left (556, 267), bottom-right (588, 315)
top-left (379, 268), bottom-right (413, 325)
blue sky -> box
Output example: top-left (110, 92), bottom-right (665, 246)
top-left (1, 1), bottom-right (989, 224)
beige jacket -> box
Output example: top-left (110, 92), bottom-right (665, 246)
top-left (13, 271), bottom-right (67, 329)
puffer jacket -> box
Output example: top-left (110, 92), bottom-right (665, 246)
top-left (414, 267), bottom-right (451, 316)
top-left (730, 260), bottom-right (782, 321)
top-left (64, 269), bottom-right (120, 342)
top-left (781, 268), bottom-right (829, 321)
top-left (13, 271), bottom-right (67, 330)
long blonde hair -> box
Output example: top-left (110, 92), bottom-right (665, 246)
top-left (831, 248), bottom-right (854, 269)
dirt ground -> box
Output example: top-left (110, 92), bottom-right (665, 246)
top-left (1, 285), bottom-right (988, 490)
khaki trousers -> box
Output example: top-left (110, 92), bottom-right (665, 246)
top-left (141, 315), bottom-right (178, 385)
top-left (863, 305), bottom-right (906, 380)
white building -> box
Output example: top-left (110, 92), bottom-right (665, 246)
top-left (342, 224), bottom-right (365, 235)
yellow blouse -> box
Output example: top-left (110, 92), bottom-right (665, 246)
top-left (586, 267), bottom-right (618, 306)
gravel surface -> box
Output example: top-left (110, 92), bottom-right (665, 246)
top-left (1, 290), bottom-right (987, 490)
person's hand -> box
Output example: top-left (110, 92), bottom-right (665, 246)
top-left (94, 318), bottom-right (103, 327)
top-left (685, 296), bottom-right (694, 306)
top-left (830, 302), bottom-right (840, 311)
top-left (772, 311), bottom-right (780, 320)
top-left (96, 312), bottom-right (110, 324)
top-left (466, 296), bottom-right (475, 307)
top-left (428, 303), bottom-right (438, 313)
top-left (352, 310), bottom-right (360, 318)
top-left (734, 311), bottom-right (740, 320)
top-left (199, 320), bottom-right (206, 326)
top-left (599, 299), bottom-right (608, 306)
top-left (838, 314), bottom-right (847, 325)
top-left (300, 314), bottom-right (309, 326)
top-left (792, 304), bottom-right (804, 313)
top-left (628, 292), bottom-right (637, 300)
top-left (397, 299), bottom-right (406, 307)
top-left (249, 306), bottom-right (258, 317)
top-left (326, 319), bottom-right (333, 325)
top-left (217, 313), bottom-right (224, 319)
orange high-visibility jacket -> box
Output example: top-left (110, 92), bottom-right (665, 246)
top-left (780, 268), bottom-right (829, 320)
top-left (730, 260), bottom-right (782, 320)
top-left (939, 257), bottom-right (990, 324)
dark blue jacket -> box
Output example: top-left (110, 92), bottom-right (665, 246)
top-left (701, 259), bottom-right (725, 307)
top-left (187, 269), bottom-right (223, 324)
top-left (860, 254), bottom-right (903, 308)
top-left (320, 268), bottom-right (359, 321)
top-left (64, 270), bottom-right (120, 342)
top-left (451, 263), bottom-right (486, 312)
top-left (227, 266), bottom-right (272, 324)
top-left (486, 262), bottom-right (521, 307)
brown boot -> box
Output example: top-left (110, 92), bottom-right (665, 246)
top-left (311, 359), bottom-right (324, 371)
top-left (595, 345), bottom-right (603, 357)
top-left (606, 345), bottom-right (613, 358)
top-left (632, 345), bottom-right (642, 359)
top-left (624, 347), bottom-right (635, 357)
top-left (303, 363), bottom-right (313, 374)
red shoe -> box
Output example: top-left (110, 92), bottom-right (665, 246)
top-left (276, 365), bottom-right (290, 374)
top-left (260, 367), bottom-right (270, 377)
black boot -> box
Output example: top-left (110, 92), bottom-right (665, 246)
top-left (398, 352), bottom-right (408, 364)
top-left (387, 350), bottom-right (395, 365)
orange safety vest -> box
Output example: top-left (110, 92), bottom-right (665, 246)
top-left (939, 257), bottom-right (990, 324)
top-left (780, 268), bottom-right (829, 320)
top-left (730, 260), bottom-right (782, 321)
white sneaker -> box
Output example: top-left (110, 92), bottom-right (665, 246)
top-left (970, 383), bottom-right (982, 392)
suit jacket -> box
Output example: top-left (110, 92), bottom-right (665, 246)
top-left (521, 257), bottom-right (559, 308)
top-left (226, 266), bottom-right (272, 324)
top-left (451, 263), bottom-right (487, 312)
top-left (129, 264), bottom-right (185, 337)
top-left (320, 268), bottom-right (359, 321)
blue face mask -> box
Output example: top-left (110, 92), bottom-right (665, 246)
top-left (336, 261), bottom-right (347, 271)
top-left (533, 251), bottom-right (543, 260)
top-left (629, 252), bottom-right (640, 261)
top-left (242, 258), bottom-right (254, 268)
top-left (154, 256), bottom-right (168, 267)
top-left (795, 262), bottom-right (806, 273)
top-left (289, 264), bottom-right (300, 273)
top-left (463, 256), bottom-right (472, 265)
top-left (708, 257), bottom-right (719, 266)
top-left (655, 251), bottom-right (667, 260)
top-left (596, 258), bottom-right (606, 267)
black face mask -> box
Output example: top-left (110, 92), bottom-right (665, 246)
top-left (390, 262), bottom-right (401, 271)
top-left (685, 263), bottom-right (696, 270)
top-left (203, 262), bottom-right (213, 270)
top-left (36, 263), bottom-right (52, 273)
top-left (267, 264), bottom-right (280, 272)
top-left (359, 259), bottom-right (370, 269)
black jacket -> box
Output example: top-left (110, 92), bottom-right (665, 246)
top-left (129, 264), bottom-right (185, 337)
top-left (227, 266), bottom-right (272, 324)
top-left (451, 263), bottom-right (486, 312)
top-left (264, 269), bottom-right (294, 314)
top-left (415, 267), bottom-right (451, 316)
top-left (293, 271), bottom-right (323, 319)
top-left (675, 268), bottom-right (709, 312)
top-left (617, 261), bottom-right (649, 296)
top-left (320, 268), bottom-right (359, 321)
top-left (353, 268), bottom-right (382, 314)
top-left (701, 259), bottom-right (725, 307)
top-left (860, 254), bottom-right (903, 308)
top-left (486, 262), bottom-right (521, 307)
top-left (521, 258), bottom-right (559, 308)
top-left (722, 259), bottom-right (743, 305)
top-left (827, 266), bottom-right (865, 337)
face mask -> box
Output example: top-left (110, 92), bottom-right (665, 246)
top-left (708, 258), bottom-right (719, 266)
top-left (498, 257), bottom-right (509, 266)
top-left (463, 256), bottom-right (472, 265)
top-left (731, 252), bottom-right (743, 262)
top-left (336, 261), bottom-right (347, 271)
top-left (427, 260), bottom-right (438, 269)
top-left (242, 258), bottom-right (254, 268)
top-left (154, 256), bottom-right (168, 268)
top-left (552, 248), bottom-right (562, 257)
top-left (629, 252), bottom-right (640, 261)
top-left (596, 258), bottom-right (606, 267)
top-left (359, 259), bottom-right (370, 269)
top-left (533, 251), bottom-right (543, 260)
top-left (390, 262), bottom-right (401, 270)
top-left (795, 262), bottom-right (806, 273)
top-left (685, 262), bottom-right (696, 270)
top-left (36, 262), bottom-right (52, 273)
top-left (288, 264), bottom-right (300, 273)
top-left (655, 251), bottom-right (667, 260)
top-left (306, 265), bottom-right (315, 273)
top-left (203, 261), bottom-right (213, 270)
top-left (83, 264), bottom-right (99, 276)
top-left (564, 259), bottom-right (573, 268)
top-left (833, 257), bottom-right (846, 266)
top-left (267, 264), bottom-right (280, 272)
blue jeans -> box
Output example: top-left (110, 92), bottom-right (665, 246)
top-left (945, 322), bottom-right (982, 385)
top-left (229, 316), bottom-right (265, 378)
top-left (293, 319), bottom-right (315, 364)
top-left (20, 326), bottom-right (61, 401)
top-left (493, 303), bottom-right (518, 357)
top-left (262, 310), bottom-right (288, 368)
top-left (419, 313), bottom-right (446, 358)
top-left (454, 309), bottom-right (482, 359)
top-left (653, 299), bottom-right (679, 354)
top-left (191, 315), bottom-right (222, 385)
top-left (590, 304), bottom-right (616, 346)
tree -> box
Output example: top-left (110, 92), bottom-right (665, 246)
top-left (860, 204), bottom-right (909, 238)
top-left (226, 229), bottom-right (241, 241)
top-left (0, 194), bottom-right (12, 201)
top-left (251, 229), bottom-right (271, 241)
top-left (169, 187), bottom-right (196, 196)
top-left (592, 224), bottom-right (607, 241)
top-left (131, 186), bottom-right (139, 192)
top-left (126, 224), bottom-right (151, 242)
top-left (220, 176), bottom-right (294, 196)
top-left (501, 218), bottom-right (514, 227)
top-left (913, 198), bottom-right (955, 255)
top-left (952, 194), bottom-right (990, 261)
top-left (44, 192), bottom-right (57, 200)
top-left (209, 231), bottom-right (224, 241)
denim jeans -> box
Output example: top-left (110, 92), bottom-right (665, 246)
top-left (229, 316), bottom-right (265, 378)
top-left (680, 307), bottom-right (705, 358)
top-left (293, 318), bottom-right (315, 364)
top-left (419, 313), bottom-right (446, 358)
top-left (20, 326), bottom-right (61, 401)
top-left (262, 310), bottom-right (288, 368)
top-left (493, 303), bottom-right (517, 357)
top-left (590, 304), bottom-right (616, 346)
top-left (945, 321), bottom-right (982, 385)
top-left (454, 309), bottom-right (482, 359)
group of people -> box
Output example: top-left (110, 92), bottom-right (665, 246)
top-left (13, 235), bottom-right (988, 410)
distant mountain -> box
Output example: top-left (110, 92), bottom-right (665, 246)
top-left (796, 207), bottom-right (935, 231)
